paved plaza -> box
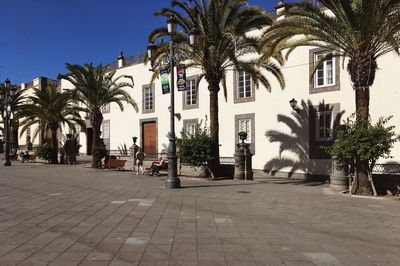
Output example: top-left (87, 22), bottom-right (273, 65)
top-left (0, 162), bottom-right (399, 266)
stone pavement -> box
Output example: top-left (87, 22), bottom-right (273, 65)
top-left (0, 162), bottom-right (399, 266)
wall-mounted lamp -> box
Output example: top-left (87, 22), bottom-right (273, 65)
top-left (167, 107), bottom-right (181, 121)
top-left (289, 98), bottom-right (300, 112)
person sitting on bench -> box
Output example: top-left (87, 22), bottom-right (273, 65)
top-left (150, 157), bottom-right (167, 176)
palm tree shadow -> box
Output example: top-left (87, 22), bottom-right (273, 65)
top-left (264, 99), bottom-right (344, 182)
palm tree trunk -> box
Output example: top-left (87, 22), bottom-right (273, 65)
top-left (91, 126), bottom-right (100, 168)
top-left (352, 87), bottom-right (373, 195)
top-left (51, 127), bottom-right (59, 164)
top-left (209, 86), bottom-right (220, 178)
top-left (90, 110), bottom-right (103, 168)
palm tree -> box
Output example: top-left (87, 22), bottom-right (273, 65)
top-left (260, 0), bottom-right (400, 195)
top-left (60, 63), bottom-right (138, 168)
top-left (18, 85), bottom-right (84, 164)
top-left (1, 85), bottom-right (26, 152)
top-left (149, 0), bottom-right (285, 176)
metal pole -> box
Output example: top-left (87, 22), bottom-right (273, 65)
top-left (4, 90), bottom-right (11, 166)
top-left (165, 39), bottom-right (180, 188)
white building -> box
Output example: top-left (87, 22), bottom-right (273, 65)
top-left (58, 39), bottom-right (400, 179)
top-left (12, 3), bottom-right (399, 179)
top-left (6, 77), bottom-right (60, 150)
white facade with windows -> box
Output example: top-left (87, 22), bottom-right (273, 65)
top-left (57, 43), bottom-right (400, 178)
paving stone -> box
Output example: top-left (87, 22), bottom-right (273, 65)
top-left (85, 251), bottom-right (114, 261)
top-left (80, 261), bottom-right (110, 266)
top-left (0, 164), bottom-right (400, 266)
top-left (198, 251), bottom-right (225, 260)
top-left (168, 259), bottom-right (197, 266)
top-left (198, 260), bottom-right (227, 266)
top-left (110, 258), bottom-right (139, 266)
top-left (139, 260), bottom-right (169, 266)
top-left (56, 252), bottom-right (88, 261)
top-left (0, 260), bottom-right (23, 266)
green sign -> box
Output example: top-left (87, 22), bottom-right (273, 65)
top-left (160, 69), bottom-right (170, 94)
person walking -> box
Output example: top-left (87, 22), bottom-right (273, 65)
top-left (135, 148), bottom-right (146, 175)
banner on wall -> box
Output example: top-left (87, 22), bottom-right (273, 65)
top-left (160, 68), bottom-right (170, 94)
top-left (177, 64), bottom-right (187, 91)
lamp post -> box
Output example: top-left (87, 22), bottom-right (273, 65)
top-left (148, 16), bottom-right (199, 189)
top-left (1, 79), bottom-right (13, 166)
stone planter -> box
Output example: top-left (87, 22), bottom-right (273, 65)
top-left (330, 158), bottom-right (349, 192)
top-left (179, 163), bottom-right (208, 178)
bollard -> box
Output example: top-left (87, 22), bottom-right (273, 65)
top-left (234, 132), bottom-right (253, 180)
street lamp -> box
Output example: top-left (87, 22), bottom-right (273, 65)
top-left (1, 79), bottom-right (14, 166)
top-left (289, 98), bottom-right (300, 112)
top-left (148, 16), bottom-right (199, 189)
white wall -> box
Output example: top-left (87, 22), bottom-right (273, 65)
top-left (59, 47), bottom-right (400, 175)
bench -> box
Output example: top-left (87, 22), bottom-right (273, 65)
top-left (19, 154), bottom-right (36, 163)
top-left (145, 161), bottom-right (168, 176)
top-left (27, 155), bottom-right (36, 162)
top-left (104, 159), bottom-right (127, 170)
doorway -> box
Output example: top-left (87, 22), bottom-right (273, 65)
top-left (142, 121), bottom-right (157, 159)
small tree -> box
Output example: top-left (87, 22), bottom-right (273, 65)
top-left (179, 122), bottom-right (214, 178)
top-left (62, 134), bottom-right (81, 164)
top-left (35, 143), bottom-right (52, 163)
top-left (328, 115), bottom-right (399, 196)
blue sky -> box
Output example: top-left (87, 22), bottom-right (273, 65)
top-left (0, 0), bottom-right (283, 84)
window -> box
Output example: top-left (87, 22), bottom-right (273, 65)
top-left (183, 119), bottom-right (198, 137)
top-left (26, 126), bottom-right (31, 142)
top-left (309, 48), bottom-right (340, 94)
top-left (315, 53), bottom-right (335, 87)
top-left (238, 71), bottom-right (252, 98)
top-left (186, 80), bottom-right (196, 106)
top-left (235, 113), bottom-right (255, 154)
top-left (144, 87), bottom-right (153, 110)
top-left (143, 85), bottom-right (155, 113)
top-left (101, 103), bottom-right (110, 113)
top-left (102, 120), bottom-right (110, 150)
top-left (102, 120), bottom-right (110, 139)
top-left (185, 123), bottom-right (196, 136)
top-left (183, 77), bottom-right (199, 109)
top-left (316, 111), bottom-right (332, 141)
top-left (238, 119), bottom-right (252, 143)
top-left (234, 70), bottom-right (255, 103)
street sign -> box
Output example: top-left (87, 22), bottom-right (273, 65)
top-left (177, 64), bottom-right (187, 91)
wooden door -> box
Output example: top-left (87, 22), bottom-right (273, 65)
top-left (142, 122), bottom-right (157, 158)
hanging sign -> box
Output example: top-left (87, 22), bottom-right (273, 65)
top-left (160, 68), bottom-right (170, 94)
top-left (177, 64), bottom-right (187, 91)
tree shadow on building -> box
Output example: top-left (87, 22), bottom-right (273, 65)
top-left (264, 99), bottom-right (344, 182)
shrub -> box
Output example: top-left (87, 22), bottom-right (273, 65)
top-left (61, 134), bottom-right (81, 156)
top-left (35, 144), bottom-right (52, 163)
top-left (179, 122), bottom-right (214, 173)
top-left (326, 114), bottom-right (399, 195)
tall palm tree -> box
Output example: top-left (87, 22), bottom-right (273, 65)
top-left (1, 85), bottom-right (26, 152)
top-left (18, 85), bottom-right (84, 164)
top-left (149, 0), bottom-right (285, 176)
top-left (260, 0), bottom-right (400, 195)
top-left (60, 63), bottom-right (138, 168)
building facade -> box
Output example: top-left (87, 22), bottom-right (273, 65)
top-left (58, 40), bottom-right (400, 178)
top-left (6, 77), bottom-right (59, 151)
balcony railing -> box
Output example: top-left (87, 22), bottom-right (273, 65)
top-left (107, 52), bottom-right (146, 71)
